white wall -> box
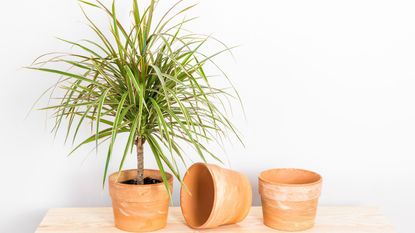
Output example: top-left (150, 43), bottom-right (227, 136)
top-left (1, 0), bottom-right (414, 232)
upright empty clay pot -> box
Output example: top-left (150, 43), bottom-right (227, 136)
top-left (180, 163), bottom-right (252, 229)
top-left (109, 169), bottom-right (173, 232)
top-left (259, 168), bottom-right (322, 231)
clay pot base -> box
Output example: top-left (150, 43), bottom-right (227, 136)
top-left (262, 198), bottom-right (319, 231)
top-left (259, 168), bottom-right (322, 232)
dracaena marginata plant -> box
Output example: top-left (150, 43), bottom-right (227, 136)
top-left (28, 0), bottom-right (242, 191)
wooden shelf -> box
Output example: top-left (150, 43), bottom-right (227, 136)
top-left (35, 206), bottom-right (396, 233)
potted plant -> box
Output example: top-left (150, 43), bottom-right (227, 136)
top-left (29, 0), bottom-right (242, 232)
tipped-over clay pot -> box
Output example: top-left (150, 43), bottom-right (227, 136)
top-left (259, 168), bottom-right (322, 232)
top-left (180, 163), bottom-right (252, 229)
top-left (109, 169), bottom-right (173, 232)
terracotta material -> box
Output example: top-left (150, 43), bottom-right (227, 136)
top-left (108, 169), bottom-right (173, 232)
top-left (180, 163), bottom-right (252, 229)
top-left (258, 168), bottom-right (322, 232)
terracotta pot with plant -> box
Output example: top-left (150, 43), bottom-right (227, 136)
top-left (28, 0), bottom-right (242, 232)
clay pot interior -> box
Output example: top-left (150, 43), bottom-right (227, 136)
top-left (181, 164), bottom-right (215, 228)
top-left (260, 168), bottom-right (321, 185)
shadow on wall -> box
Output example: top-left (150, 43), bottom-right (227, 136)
top-left (245, 170), bottom-right (261, 205)
top-left (63, 168), bottom-right (113, 207)
top-left (5, 208), bottom-right (46, 233)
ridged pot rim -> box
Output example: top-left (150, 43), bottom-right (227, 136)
top-left (259, 168), bottom-right (322, 187)
top-left (109, 169), bottom-right (173, 188)
top-left (180, 162), bottom-right (218, 229)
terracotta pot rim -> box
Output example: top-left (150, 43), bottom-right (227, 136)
top-left (259, 168), bottom-right (322, 187)
top-left (109, 169), bottom-right (173, 188)
top-left (180, 162), bottom-right (217, 228)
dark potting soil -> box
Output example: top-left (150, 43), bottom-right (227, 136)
top-left (121, 177), bottom-right (162, 185)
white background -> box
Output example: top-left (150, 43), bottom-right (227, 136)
top-left (1, 0), bottom-right (415, 232)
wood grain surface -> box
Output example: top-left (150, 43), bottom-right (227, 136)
top-left (35, 206), bottom-right (396, 233)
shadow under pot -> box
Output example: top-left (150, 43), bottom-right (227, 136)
top-left (258, 168), bottom-right (322, 232)
top-left (109, 169), bottom-right (173, 232)
top-left (180, 163), bottom-right (252, 229)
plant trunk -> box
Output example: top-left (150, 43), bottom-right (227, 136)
top-left (136, 137), bottom-right (145, 185)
